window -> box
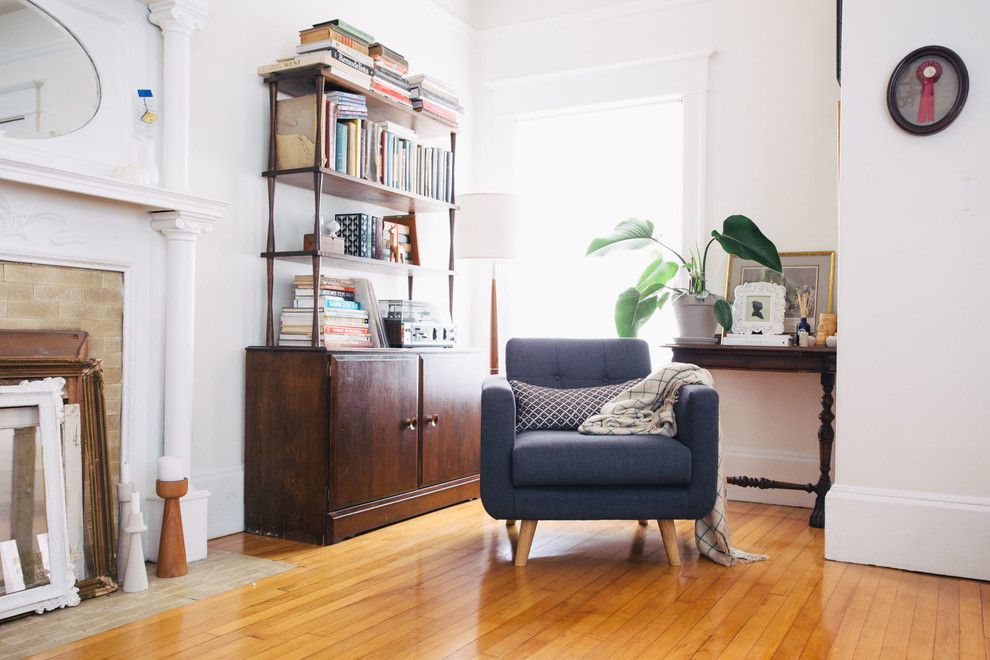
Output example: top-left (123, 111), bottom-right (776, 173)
top-left (500, 98), bottom-right (685, 359)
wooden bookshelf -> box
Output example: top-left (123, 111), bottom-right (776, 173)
top-left (262, 251), bottom-right (455, 277)
top-left (263, 166), bottom-right (457, 214)
top-left (265, 65), bottom-right (457, 138)
top-left (261, 65), bottom-right (458, 348)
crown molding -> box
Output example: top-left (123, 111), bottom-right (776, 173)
top-left (475, 0), bottom-right (715, 38)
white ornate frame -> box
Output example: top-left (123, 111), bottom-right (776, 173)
top-left (731, 281), bottom-right (787, 335)
top-left (0, 378), bottom-right (80, 620)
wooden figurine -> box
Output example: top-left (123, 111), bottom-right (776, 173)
top-left (816, 313), bottom-right (837, 347)
top-left (388, 224), bottom-right (402, 263)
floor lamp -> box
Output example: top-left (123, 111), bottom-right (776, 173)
top-left (455, 193), bottom-right (521, 375)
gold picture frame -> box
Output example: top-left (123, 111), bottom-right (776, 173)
top-left (725, 251), bottom-right (836, 333)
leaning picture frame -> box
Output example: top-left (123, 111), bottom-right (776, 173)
top-left (0, 378), bottom-right (80, 620)
top-left (731, 282), bottom-right (786, 335)
top-left (726, 251), bottom-right (836, 334)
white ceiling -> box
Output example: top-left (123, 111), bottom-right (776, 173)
top-left (431, 0), bottom-right (657, 31)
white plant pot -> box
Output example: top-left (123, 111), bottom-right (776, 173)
top-left (672, 294), bottom-right (718, 344)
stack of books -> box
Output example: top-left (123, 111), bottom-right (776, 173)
top-left (408, 74), bottom-right (463, 127)
top-left (369, 42), bottom-right (412, 107)
top-left (258, 19), bottom-right (462, 130)
top-left (279, 275), bottom-right (373, 348)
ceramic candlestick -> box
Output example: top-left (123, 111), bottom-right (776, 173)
top-left (155, 478), bottom-right (188, 578)
top-left (122, 508), bottom-right (148, 593)
top-left (116, 482), bottom-right (135, 582)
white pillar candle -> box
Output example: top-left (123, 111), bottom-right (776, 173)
top-left (158, 456), bottom-right (184, 482)
top-left (130, 490), bottom-right (141, 514)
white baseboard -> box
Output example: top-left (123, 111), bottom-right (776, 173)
top-left (194, 465), bottom-right (245, 539)
top-left (723, 446), bottom-right (820, 508)
top-left (826, 484), bottom-right (990, 581)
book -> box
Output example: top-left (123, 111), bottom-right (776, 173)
top-left (371, 81), bottom-right (412, 106)
top-left (408, 86), bottom-right (464, 113)
top-left (373, 64), bottom-right (410, 90)
top-left (299, 25), bottom-right (370, 53)
top-left (411, 99), bottom-right (459, 123)
top-left (311, 19), bottom-right (374, 45)
top-left (369, 43), bottom-right (409, 74)
top-left (406, 74), bottom-right (457, 96)
top-left (722, 333), bottom-right (793, 346)
top-left (296, 38), bottom-right (374, 67)
top-left (334, 121), bottom-right (348, 171)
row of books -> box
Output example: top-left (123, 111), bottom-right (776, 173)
top-left (279, 275), bottom-right (376, 348)
top-left (335, 213), bottom-right (413, 263)
top-left (258, 18), bottom-right (462, 129)
top-left (275, 95), bottom-right (454, 203)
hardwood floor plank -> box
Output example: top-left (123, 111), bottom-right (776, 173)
top-left (27, 501), bottom-right (990, 660)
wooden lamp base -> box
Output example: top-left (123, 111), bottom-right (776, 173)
top-left (155, 478), bottom-right (189, 578)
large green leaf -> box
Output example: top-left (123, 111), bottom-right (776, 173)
top-left (586, 218), bottom-right (655, 256)
top-left (714, 298), bottom-right (733, 332)
top-left (615, 288), bottom-right (657, 338)
top-left (711, 214), bottom-right (782, 272)
top-left (636, 258), bottom-right (679, 298)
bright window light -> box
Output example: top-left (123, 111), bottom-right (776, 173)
top-left (501, 98), bottom-right (685, 353)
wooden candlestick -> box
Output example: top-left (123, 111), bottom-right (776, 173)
top-left (155, 478), bottom-right (188, 578)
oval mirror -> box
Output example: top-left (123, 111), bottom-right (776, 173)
top-left (0, 0), bottom-right (101, 138)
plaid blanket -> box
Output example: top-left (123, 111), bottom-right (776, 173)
top-left (579, 363), bottom-right (767, 566)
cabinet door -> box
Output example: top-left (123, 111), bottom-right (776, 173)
top-left (420, 352), bottom-right (483, 486)
top-left (330, 354), bottom-right (419, 509)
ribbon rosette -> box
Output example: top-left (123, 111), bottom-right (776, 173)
top-left (916, 60), bottom-right (943, 123)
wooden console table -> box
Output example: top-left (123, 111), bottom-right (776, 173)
top-left (667, 343), bottom-right (836, 528)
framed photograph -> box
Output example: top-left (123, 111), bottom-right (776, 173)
top-left (726, 251), bottom-right (836, 334)
top-left (886, 45), bottom-right (968, 136)
top-left (731, 282), bottom-right (786, 335)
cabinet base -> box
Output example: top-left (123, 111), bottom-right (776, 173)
top-left (327, 475), bottom-right (479, 544)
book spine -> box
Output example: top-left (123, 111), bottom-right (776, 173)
top-left (335, 121), bottom-right (347, 171)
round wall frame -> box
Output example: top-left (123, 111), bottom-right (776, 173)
top-left (886, 45), bottom-right (969, 135)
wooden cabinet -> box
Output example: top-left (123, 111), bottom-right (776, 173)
top-left (420, 352), bottom-right (483, 486)
top-left (245, 347), bottom-right (482, 545)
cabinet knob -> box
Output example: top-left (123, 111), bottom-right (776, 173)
top-left (403, 416), bottom-right (418, 430)
top-left (428, 413), bottom-right (439, 427)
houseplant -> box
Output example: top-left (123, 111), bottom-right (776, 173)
top-left (586, 215), bottom-right (782, 340)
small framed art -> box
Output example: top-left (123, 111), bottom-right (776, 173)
top-left (731, 282), bottom-right (786, 335)
top-left (726, 251), bottom-right (836, 334)
top-left (886, 45), bottom-right (968, 135)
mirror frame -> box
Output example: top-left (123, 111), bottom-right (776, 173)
top-left (0, 0), bottom-right (102, 139)
top-left (0, 377), bottom-right (80, 620)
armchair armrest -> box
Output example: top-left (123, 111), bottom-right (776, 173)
top-left (480, 375), bottom-right (516, 519)
top-left (673, 384), bottom-right (720, 516)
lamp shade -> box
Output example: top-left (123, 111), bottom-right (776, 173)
top-left (455, 193), bottom-right (522, 260)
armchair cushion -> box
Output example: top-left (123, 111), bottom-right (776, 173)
top-left (510, 379), bottom-right (641, 432)
top-left (511, 430), bottom-right (692, 487)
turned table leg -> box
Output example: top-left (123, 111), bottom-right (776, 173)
top-left (809, 371), bottom-right (835, 528)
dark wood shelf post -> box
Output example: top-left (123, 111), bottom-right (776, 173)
top-left (265, 80), bottom-right (279, 347)
top-left (311, 72), bottom-right (327, 348)
top-left (448, 130), bottom-right (457, 317)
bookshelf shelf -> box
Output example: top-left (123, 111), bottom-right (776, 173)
top-left (263, 166), bottom-right (457, 213)
top-left (262, 250), bottom-right (455, 277)
top-left (265, 65), bottom-right (457, 138)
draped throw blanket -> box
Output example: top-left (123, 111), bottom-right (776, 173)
top-left (578, 363), bottom-right (767, 566)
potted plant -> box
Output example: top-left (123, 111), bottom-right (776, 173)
top-left (586, 215), bottom-right (782, 341)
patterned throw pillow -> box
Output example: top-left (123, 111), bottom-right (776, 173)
top-left (510, 379), bottom-right (642, 432)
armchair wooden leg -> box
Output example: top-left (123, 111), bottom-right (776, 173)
top-left (514, 520), bottom-right (538, 567)
top-left (506, 520), bottom-right (516, 527)
top-left (657, 519), bottom-right (681, 566)
top-left (637, 520), bottom-right (648, 526)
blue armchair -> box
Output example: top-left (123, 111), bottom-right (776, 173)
top-left (481, 338), bottom-right (719, 566)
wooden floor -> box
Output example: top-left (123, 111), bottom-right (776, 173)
top-left (35, 500), bottom-right (989, 659)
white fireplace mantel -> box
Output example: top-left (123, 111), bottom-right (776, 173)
top-left (0, 156), bottom-right (227, 220)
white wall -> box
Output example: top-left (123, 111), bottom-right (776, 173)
top-left (826, 0), bottom-right (990, 580)
top-left (185, 1), bottom-right (475, 536)
top-left (471, 0), bottom-right (839, 506)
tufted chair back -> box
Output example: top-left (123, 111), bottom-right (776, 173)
top-left (504, 338), bottom-right (652, 389)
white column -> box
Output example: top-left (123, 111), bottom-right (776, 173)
top-left (146, 209), bottom-right (213, 562)
top-left (147, 0), bottom-right (208, 191)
